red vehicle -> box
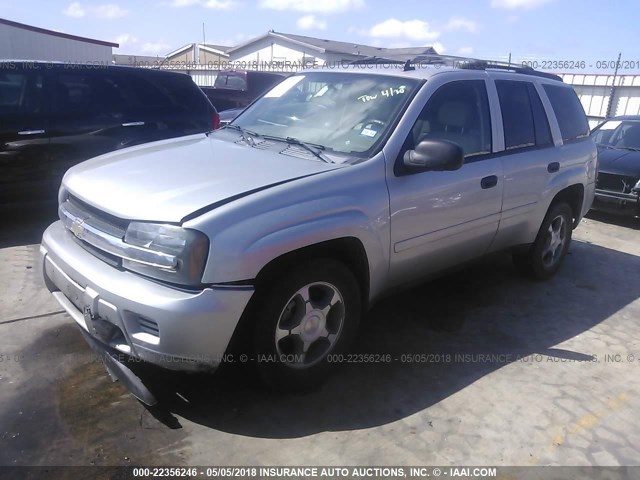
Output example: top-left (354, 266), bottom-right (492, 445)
top-left (200, 70), bottom-right (287, 112)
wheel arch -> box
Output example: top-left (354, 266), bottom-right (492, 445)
top-left (254, 237), bottom-right (371, 311)
top-left (550, 183), bottom-right (585, 228)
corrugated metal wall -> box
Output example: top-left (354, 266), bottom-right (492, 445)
top-left (560, 74), bottom-right (640, 128)
top-left (0, 22), bottom-right (112, 63)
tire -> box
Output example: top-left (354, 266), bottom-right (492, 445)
top-left (513, 202), bottom-right (573, 281)
top-left (252, 258), bottom-right (361, 391)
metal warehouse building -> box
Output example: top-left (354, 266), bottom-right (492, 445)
top-left (559, 73), bottom-right (640, 128)
top-left (0, 17), bottom-right (118, 63)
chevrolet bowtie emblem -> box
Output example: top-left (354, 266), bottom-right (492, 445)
top-left (70, 219), bottom-right (85, 239)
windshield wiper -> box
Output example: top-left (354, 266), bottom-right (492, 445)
top-left (262, 135), bottom-right (334, 164)
top-left (221, 124), bottom-right (259, 147)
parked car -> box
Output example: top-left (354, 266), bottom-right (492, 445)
top-left (218, 107), bottom-right (244, 126)
top-left (590, 115), bottom-right (640, 217)
top-left (0, 61), bottom-right (218, 206)
top-left (200, 69), bottom-right (287, 112)
top-left (41, 63), bottom-right (595, 401)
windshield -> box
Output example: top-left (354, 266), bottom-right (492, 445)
top-left (592, 119), bottom-right (640, 150)
top-left (231, 72), bottom-right (419, 157)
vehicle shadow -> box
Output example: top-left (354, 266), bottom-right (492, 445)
top-left (0, 203), bottom-right (58, 249)
top-left (586, 210), bottom-right (640, 230)
top-left (138, 239), bottom-right (640, 438)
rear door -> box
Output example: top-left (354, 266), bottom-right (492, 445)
top-left (0, 64), bottom-right (50, 204)
top-left (48, 66), bottom-right (137, 178)
top-left (488, 77), bottom-right (561, 250)
top-left (125, 70), bottom-right (213, 140)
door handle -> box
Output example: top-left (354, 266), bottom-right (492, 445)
top-left (547, 162), bottom-right (560, 173)
top-left (18, 129), bottom-right (45, 135)
top-left (122, 121), bottom-right (145, 127)
top-left (481, 175), bottom-right (498, 189)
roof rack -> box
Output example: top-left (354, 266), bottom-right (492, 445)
top-left (459, 59), bottom-right (562, 81)
top-left (349, 54), bottom-right (563, 81)
top-left (350, 56), bottom-right (405, 65)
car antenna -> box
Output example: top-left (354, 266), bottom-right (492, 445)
top-left (403, 59), bottom-right (415, 72)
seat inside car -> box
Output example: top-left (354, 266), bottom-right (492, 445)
top-left (412, 101), bottom-right (480, 156)
top-left (432, 102), bottom-right (480, 155)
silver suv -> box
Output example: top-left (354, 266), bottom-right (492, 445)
top-left (41, 63), bottom-right (596, 396)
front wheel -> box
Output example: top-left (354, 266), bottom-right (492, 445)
top-left (513, 202), bottom-right (573, 280)
top-left (252, 258), bottom-right (361, 391)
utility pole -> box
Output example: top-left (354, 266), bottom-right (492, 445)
top-left (606, 52), bottom-right (622, 119)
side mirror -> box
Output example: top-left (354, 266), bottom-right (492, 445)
top-left (403, 139), bottom-right (464, 173)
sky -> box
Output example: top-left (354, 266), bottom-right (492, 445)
top-left (2, 0), bottom-right (639, 73)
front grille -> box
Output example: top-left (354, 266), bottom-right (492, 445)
top-left (60, 195), bottom-right (178, 272)
top-left (70, 234), bottom-right (121, 268)
top-left (596, 173), bottom-right (638, 194)
top-left (66, 195), bottom-right (128, 238)
top-left (61, 194), bottom-right (130, 265)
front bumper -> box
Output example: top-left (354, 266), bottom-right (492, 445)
top-left (41, 221), bottom-right (254, 372)
top-left (592, 189), bottom-right (640, 217)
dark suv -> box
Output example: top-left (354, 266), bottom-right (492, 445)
top-left (0, 61), bottom-right (218, 205)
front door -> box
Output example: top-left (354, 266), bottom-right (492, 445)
top-left (0, 64), bottom-right (50, 204)
top-left (386, 78), bottom-right (504, 287)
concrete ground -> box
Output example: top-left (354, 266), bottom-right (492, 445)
top-left (1, 206), bottom-right (639, 467)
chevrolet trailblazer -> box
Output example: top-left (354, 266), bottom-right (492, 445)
top-left (41, 62), bottom-right (596, 398)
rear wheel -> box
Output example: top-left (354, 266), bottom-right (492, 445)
top-left (252, 258), bottom-right (361, 391)
top-left (513, 202), bottom-right (573, 280)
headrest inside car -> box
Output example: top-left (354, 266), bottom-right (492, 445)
top-left (438, 102), bottom-right (471, 128)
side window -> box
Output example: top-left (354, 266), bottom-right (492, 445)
top-left (409, 80), bottom-right (492, 158)
top-left (496, 80), bottom-right (535, 149)
top-left (54, 73), bottom-right (92, 114)
top-left (90, 73), bottom-right (130, 113)
top-left (54, 71), bottom-right (129, 115)
top-left (527, 83), bottom-right (553, 147)
top-left (126, 74), bottom-right (172, 108)
top-left (127, 72), bottom-right (206, 113)
top-left (543, 84), bottom-right (590, 142)
top-left (0, 71), bottom-right (43, 115)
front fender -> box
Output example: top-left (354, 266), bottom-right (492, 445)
top-left (186, 159), bottom-right (391, 299)
top-left (206, 202), bottom-right (385, 286)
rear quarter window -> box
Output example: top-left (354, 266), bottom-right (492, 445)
top-left (127, 71), bottom-right (209, 113)
top-left (543, 84), bottom-right (589, 142)
top-left (214, 73), bottom-right (247, 90)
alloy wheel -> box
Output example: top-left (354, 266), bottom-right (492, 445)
top-left (274, 282), bottom-right (345, 369)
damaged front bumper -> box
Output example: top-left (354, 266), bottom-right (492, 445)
top-left (592, 189), bottom-right (640, 217)
top-left (41, 221), bottom-right (254, 392)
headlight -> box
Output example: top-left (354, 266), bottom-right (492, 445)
top-left (123, 222), bottom-right (209, 286)
top-left (634, 179), bottom-right (640, 193)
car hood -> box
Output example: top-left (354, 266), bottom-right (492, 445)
top-left (63, 133), bottom-right (340, 223)
top-left (597, 147), bottom-right (640, 177)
